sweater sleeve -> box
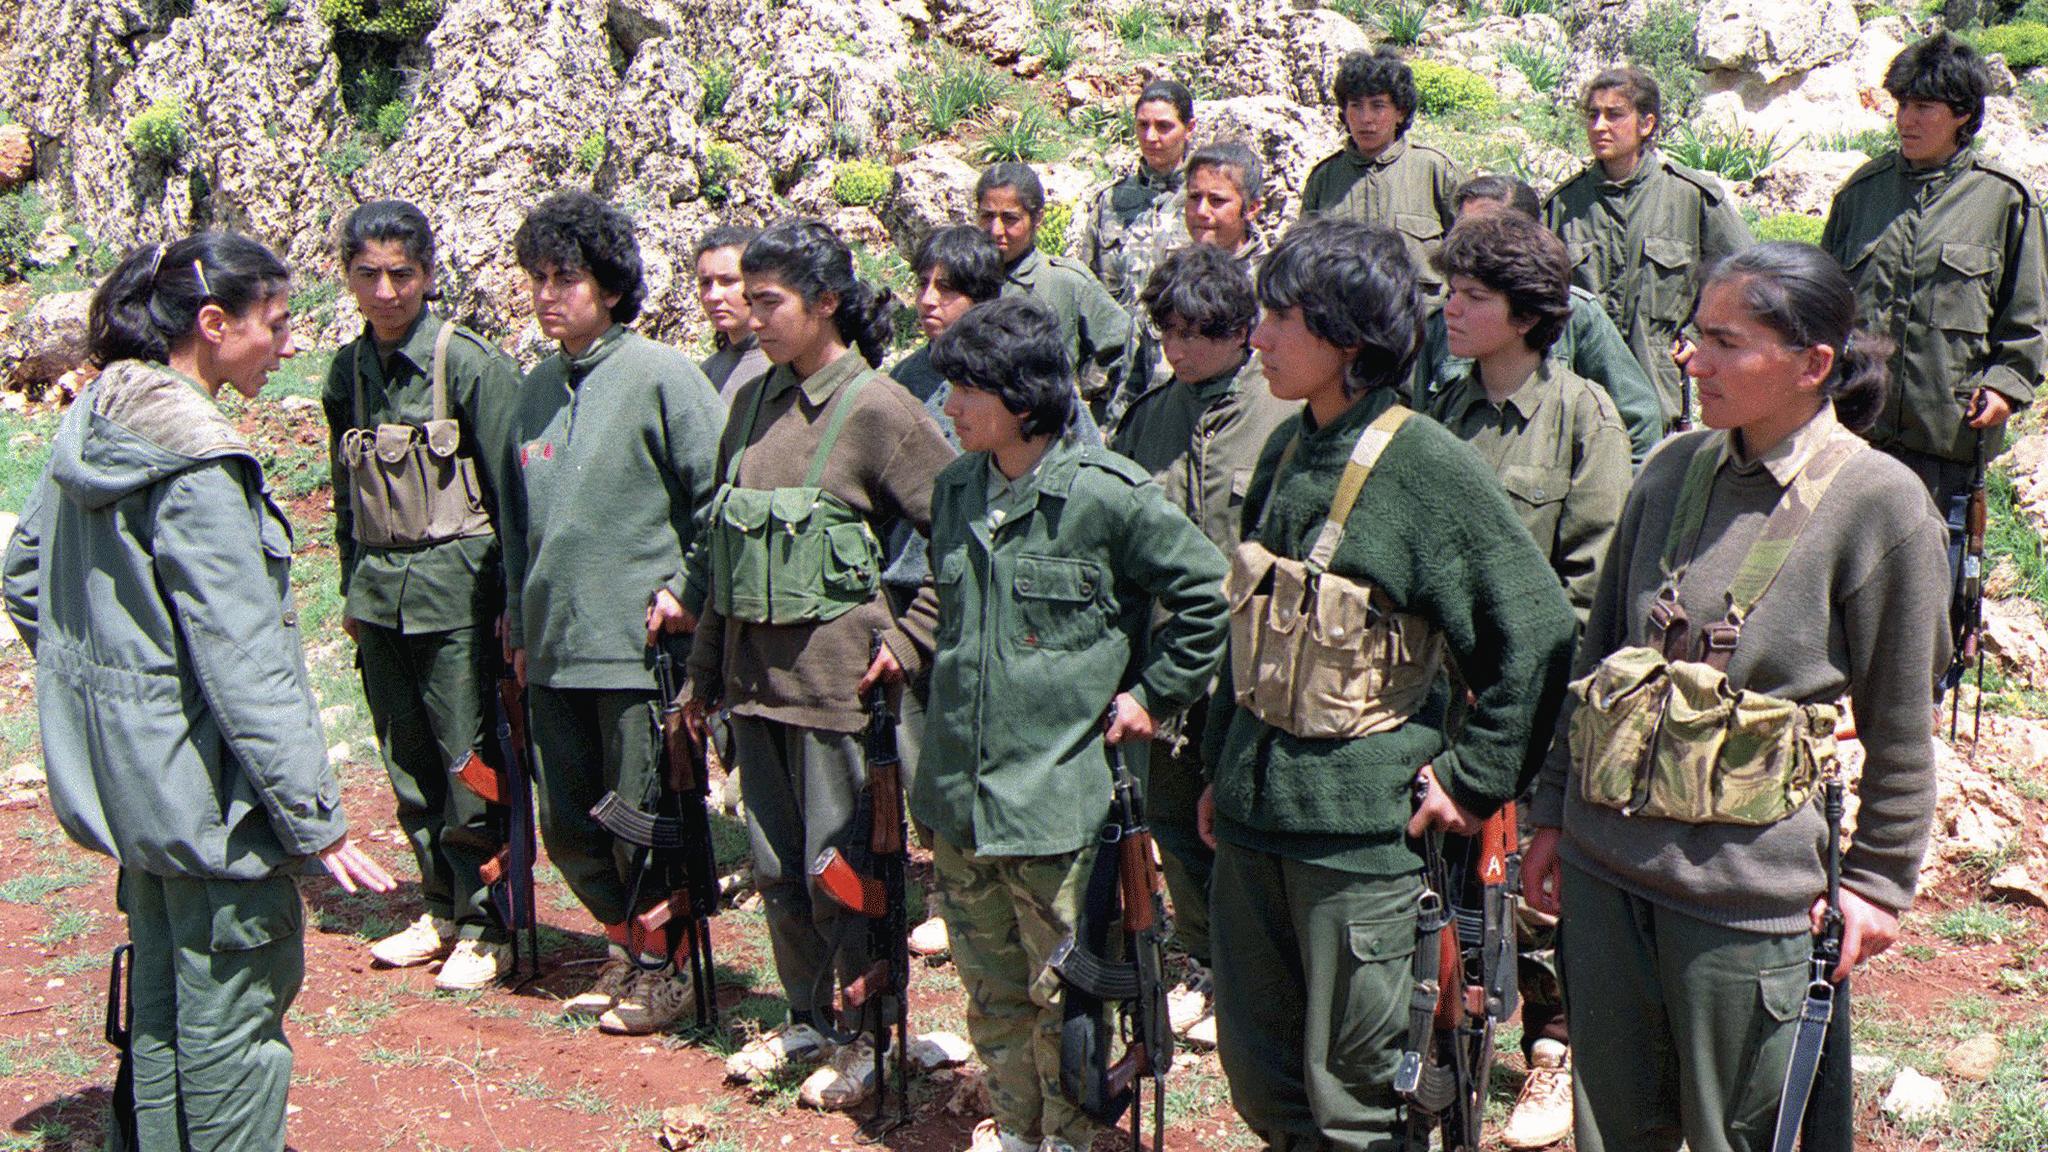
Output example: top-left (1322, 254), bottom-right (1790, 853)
top-left (868, 393), bottom-right (959, 680)
top-left (659, 363), bottom-right (727, 606)
top-left (1116, 481), bottom-right (1230, 718)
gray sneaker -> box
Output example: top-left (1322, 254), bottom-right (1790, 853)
top-left (598, 965), bottom-right (697, 1035)
top-left (562, 949), bottom-right (635, 1017)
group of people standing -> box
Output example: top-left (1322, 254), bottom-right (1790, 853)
top-left (1, 23), bottom-right (2039, 1152)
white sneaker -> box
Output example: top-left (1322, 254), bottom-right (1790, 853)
top-left (1167, 963), bottom-right (1213, 1036)
top-left (599, 964), bottom-right (698, 1035)
top-left (725, 1022), bottom-right (832, 1083)
top-left (798, 1036), bottom-right (878, 1110)
top-left (966, 1119), bottom-right (1035, 1152)
top-left (1500, 1039), bottom-right (1573, 1149)
top-left (434, 939), bottom-right (511, 991)
top-left (1183, 1010), bottom-right (1218, 1050)
top-left (561, 948), bottom-right (635, 1017)
top-left (908, 916), bottom-right (950, 956)
top-left (370, 914), bottom-right (454, 968)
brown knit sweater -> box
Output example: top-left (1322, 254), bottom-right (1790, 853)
top-left (1531, 405), bottom-right (1951, 932)
top-left (684, 351), bottom-right (957, 733)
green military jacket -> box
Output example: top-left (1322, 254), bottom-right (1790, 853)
top-left (323, 312), bottom-right (522, 635)
top-left (1821, 146), bottom-right (2047, 464)
top-left (1002, 246), bottom-right (1135, 403)
top-left (1544, 148), bottom-right (1753, 427)
top-left (1426, 360), bottom-right (1633, 622)
top-left (1078, 162), bottom-right (1186, 306)
top-left (503, 325), bottom-right (725, 691)
top-left (1299, 136), bottom-right (1463, 297)
top-left (5, 362), bottom-right (345, 879)
top-left (1202, 387), bottom-right (1578, 875)
top-left (1412, 285), bottom-right (1663, 464)
top-left (910, 437), bottom-right (1229, 855)
top-left (1109, 352), bottom-right (1300, 554)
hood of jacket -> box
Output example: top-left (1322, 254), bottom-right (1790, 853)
top-left (51, 360), bottom-right (255, 511)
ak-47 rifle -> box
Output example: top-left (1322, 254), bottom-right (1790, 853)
top-left (103, 943), bottom-right (136, 1147)
top-left (1772, 768), bottom-right (1851, 1152)
top-left (1397, 777), bottom-right (1520, 1152)
top-left (809, 633), bottom-right (913, 1133)
top-left (1944, 423), bottom-right (1989, 752)
top-left (1049, 703), bottom-right (1173, 1152)
top-left (451, 659), bottom-right (541, 979)
top-left (588, 646), bottom-right (720, 1028)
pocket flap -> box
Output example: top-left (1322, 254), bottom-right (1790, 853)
top-left (1346, 914), bottom-right (1417, 963)
top-left (1500, 463), bottom-right (1567, 507)
top-left (1642, 235), bottom-right (1694, 271)
top-left (718, 487), bottom-right (773, 532)
top-left (424, 418), bottom-right (462, 458)
top-left (1226, 541), bottom-right (1278, 611)
top-left (374, 423), bottom-right (415, 463)
top-left (1394, 211), bottom-right (1444, 242)
top-left (827, 520), bottom-right (877, 565)
top-left (770, 486), bottom-right (823, 526)
top-left (1574, 645), bottom-right (1668, 708)
top-left (1269, 557), bottom-right (1310, 633)
top-left (1939, 241), bottom-right (1998, 278)
top-left (1312, 572), bottom-right (1379, 645)
top-left (1014, 554), bottom-right (1098, 602)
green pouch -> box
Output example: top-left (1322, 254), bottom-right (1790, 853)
top-left (711, 486), bottom-right (775, 622)
top-left (1569, 645), bottom-right (1668, 813)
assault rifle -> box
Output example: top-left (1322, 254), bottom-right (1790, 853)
top-left (1050, 704), bottom-right (1173, 1152)
top-left (104, 943), bottom-right (137, 1147)
top-left (588, 647), bottom-right (719, 1028)
top-left (1772, 771), bottom-right (1851, 1152)
top-left (1397, 780), bottom-right (1520, 1152)
top-left (809, 633), bottom-right (913, 1133)
top-left (450, 659), bottom-right (541, 979)
top-left (1945, 424), bottom-right (1989, 752)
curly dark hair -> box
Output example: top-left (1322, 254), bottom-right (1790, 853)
top-left (1333, 48), bottom-right (1418, 137)
top-left (1435, 211), bottom-right (1571, 354)
top-left (912, 225), bottom-right (1005, 306)
top-left (1256, 217), bottom-right (1422, 396)
top-left (1884, 33), bottom-right (1988, 147)
top-left (513, 189), bottom-right (646, 324)
top-left (930, 296), bottom-right (1076, 439)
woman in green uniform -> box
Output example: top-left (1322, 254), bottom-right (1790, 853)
top-left (1524, 242), bottom-right (1950, 1152)
top-left (3, 234), bottom-right (396, 1151)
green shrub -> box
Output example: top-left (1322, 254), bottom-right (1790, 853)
top-left (697, 58), bottom-right (735, 121)
top-left (1411, 61), bottom-right (1499, 117)
top-left (1031, 0), bottom-right (1071, 22)
top-left (1072, 103), bottom-right (1135, 149)
top-left (1627, 2), bottom-right (1701, 121)
top-left (371, 99), bottom-right (409, 143)
top-left (1035, 199), bottom-right (1075, 258)
top-left (1752, 213), bottom-right (1825, 245)
top-left (1502, 42), bottom-right (1565, 93)
top-left (0, 189), bottom-right (47, 281)
top-left (1367, 0), bottom-right (1430, 45)
top-left (832, 159), bottom-right (894, 206)
top-left (317, 0), bottom-right (442, 40)
top-left (1808, 125), bottom-right (1897, 156)
top-left (1030, 23), bottom-right (1079, 73)
top-left (1663, 120), bottom-right (1789, 181)
top-left (910, 56), bottom-right (1007, 135)
top-left (322, 135), bottom-right (372, 179)
top-left (1111, 2), bottom-right (1193, 55)
top-left (701, 141), bottom-right (741, 205)
top-left (573, 130), bottom-right (605, 173)
top-left (1969, 22), bottom-right (2048, 69)
top-left (978, 104), bottom-right (1063, 163)
top-left (126, 97), bottom-right (190, 163)
top-left (1500, 0), bottom-right (1555, 14)
top-left (266, 0), bottom-right (291, 20)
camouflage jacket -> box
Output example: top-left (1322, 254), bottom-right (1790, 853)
top-left (1299, 136), bottom-right (1463, 298)
top-left (1078, 162), bottom-right (1186, 307)
top-left (1001, 246), bottom-right (1135, 404)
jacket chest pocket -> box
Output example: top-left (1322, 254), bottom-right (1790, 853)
top-left (1640, 235), bottom-right (1697, 324)
top-left (1926, 241), bottom-right (1998, 335)
top-left (935, 548), bottom-right (967, 646)
top-left (257, 496), bottom-right (298, 626)
top-left (1499, 463), bottom-right (1569, 547)
top-left (1009, 554), bottom-right (1106, 652)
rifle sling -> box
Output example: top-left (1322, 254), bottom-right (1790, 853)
top-left (1769, 966), bottom-right (1837, 1152)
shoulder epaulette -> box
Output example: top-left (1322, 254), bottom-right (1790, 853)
top-left (1074, 443), bottom-right (1152, 485)
top-left (1967, 154), bottom-right (2038, 206)
top-left (1835, 151), bottom-right (1897, 194)
top-left (1543, 165), bottom-right (1599, 207)
top-left (1659, 157), bottom-right (1733, 204)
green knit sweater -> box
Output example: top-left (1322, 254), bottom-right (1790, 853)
top-left (1203, 387), bottom-right (1578, 875)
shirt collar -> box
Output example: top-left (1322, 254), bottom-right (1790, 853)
top-left (1347, 135), bottom-right (1409, 169)
top-left (1006, 247), bottom-right (1046, 283)
top-left (715, 330), bottom-right (759, 355)
top-left (378, 311), bottom-right (441, 376)
top-left (563, 324), bottom-right (628, 381)
top-left (768, 346), bottom-right (868, 406)
top-left (1599, 147), bottom-right (1661, 192)
top-left (1137, 162), bottom-right (1184, 193)
top-left (1438, 359), bottom-right (1558, 425)
top-left (1724, 403), bottom-right (1845, 486)
top-left (1181, 351), bottom-right (1252, 403)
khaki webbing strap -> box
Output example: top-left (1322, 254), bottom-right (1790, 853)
top-left (1305, 406), bottom-right (1412, 574)
top-left (1721, 437), bottom-right (1861, 620)
top-left (725, 373), bottom-right (773, 487)
top-left (803, 372), bottom-right (872, 489)
top-left (430, 320), bottom-right (456, 422)
top-left (1659, 437), bottom-right (1725, 583)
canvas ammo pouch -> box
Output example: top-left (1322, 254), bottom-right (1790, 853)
top-left (1569, 433), bottom-right (1861, 826)
top-left (1225, 406), bottom-right (1445, 739)
top-left (706, 371), bottom-right (882, 626)
top-left (338, 323), bottom-right (492, 549)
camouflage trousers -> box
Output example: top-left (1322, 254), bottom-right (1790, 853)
top-left (930, 833), bottom-right (1100, 1149)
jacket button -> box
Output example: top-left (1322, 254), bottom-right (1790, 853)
top-left (1018, 578), bottom-right (1033, 592)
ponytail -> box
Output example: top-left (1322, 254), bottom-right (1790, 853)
top-left (836, 279), bottom-right (896, 367)
top-left (1826, 327), bottom-right (1892, 434)
top-left (89, 233), bottom-right (289, 367)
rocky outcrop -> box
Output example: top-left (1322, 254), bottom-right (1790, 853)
top-left (1698, 15), bottom-right (1907, 141)
top-left (879, 144), bottom-right (982, 256)
top-left (0, 289), bottom-right (89, 394)
top-left (1193, 95), bottom-right (1344, 225)
top-left (1737, 148), bottom-right (1867, 217)
top-left (1197, 0), bottom-right (1370, 106)
top-left (0, 125), bottom-right (33, 192)
top-left (1695, 0), bottom-right (1858, 85)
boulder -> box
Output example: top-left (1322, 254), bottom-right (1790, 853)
top-left (1986, 864), bottom-right (2048, 911)
top-left (1193, 0), bottom-right (1298, 102)
top-left (0, 289), bottom-right (92, 394)
top-left (1191, 95), bottom-right (1344, 227)
top-left (1943, 1034), bottom-right (2001, 1083)
top-left (1880, 1067), bottom-right (1948, 1124)
top-left (1283, 8), bottom-right (1374, 107)
top-left (1695, 0), bottom-right (1858, 85)
top-left (1737, 149), bottom-right (1868, 218)
top-left (1697, 16), bottom-right (1907, 143)
top-left (1982, 598), bottom-right (2048, 693)
top-left (879, 145), bottom-right (982, 256)
top-left (929, 0), bottom-right (1035, 64)
top-left (2002, 428), bottom-right (2048, 536)
top-left (0, 125), bottom-right (33, 192)
top-left (715, 0), bottom-right (912, 185)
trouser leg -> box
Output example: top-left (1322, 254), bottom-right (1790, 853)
top-left (118, 868), bottom-right (182, 1152)
top-left (119, 869), bottom-right (305, 1152)
top-left (411, 625), bottom-right (504, 942)
top-left (1517, 810), bottom-right (1567, 1054)
top-left (357, 622), bottom-right (458, 923)
top-left (931, 833), bottom-right (1099, 1148)
top-left (529, 685), bottom-right (661, 928)
top-left (1147, 699), bottom-right (1212, 965)
top-left (729, 715), bottom-right (865, 1018)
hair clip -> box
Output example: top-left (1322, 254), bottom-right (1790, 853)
top-left (192, 259), bottom-right (215, 301)
top-left (146, 243), bottom-right (167, 285)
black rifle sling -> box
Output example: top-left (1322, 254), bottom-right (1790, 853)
top-left (1055, 838), bottom-right (1131, 1127)
top-left (105, 943), bottom-right (137, 1147)
top-left (1396, 826), bottom-right (1459, 1149)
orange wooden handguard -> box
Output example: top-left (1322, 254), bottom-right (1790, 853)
top-left (869, 760), bottom-right (905, 857)
top-left (1478, 803), bottom-right (1517, 889)
top-left (811, 848), bottom-right (888, 918)
top-left (1117, 831), bottom-right (1161, 934)
top-left (1433, 923), bottom-right (1461, 1030)
top-left (499, 680), bottom-right (527, 752)
top-left (478, 847), bottom-right (509, 887)
top-left (452, 750), bottom-right (505, 805)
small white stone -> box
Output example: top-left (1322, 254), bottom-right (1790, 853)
top-left (1852, 1052), bottom-right (1896, 1081)
top-left (327, 742), bottom-right (351, 765)
top-left (1944, 1033), bottom-right (2002, 1082)
top-left (1881, 1066), bottom-right (1949, 1124)
top-left (909, 1031), bottom-right (974, 1070)
top-left (319, 704), bottom-right (355, 728)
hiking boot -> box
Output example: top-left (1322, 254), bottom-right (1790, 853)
top-left (1167, 963), bottom-right (1213, 1038)
top-left (370, 913), bottom-right (454, 968)
top-left (725, 1022), bottom-right (831, 1083)
top-left (966, 1119), bottom-right (1035, 1152)
top-left (1501, 1039), bottom-right (1573, 1150)
top-left (435, 939), bottom-right (511, 991)
top-left (561, 948), bottom-right (635, 1017)
top-left (599, 964), bottom-right (697, 1035)
top-left (798, 1036), bottom-right (878, 1110)
top-left (908, 915), bottom-right (950, 957)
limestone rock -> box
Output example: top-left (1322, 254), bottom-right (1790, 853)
top-left (1696, 0), bottom-right (1858, 85)
top-left (1697, 16), bottom-right (1907, 143)
top-left (1193, 0), bottom-right (1297, 102)
top-left (1986, 864), bottom-right (2048, 911)
top-left (1882, 1067), bottom-right (1949, 1123)
top-left (1191, 95), bottom-right (1344, 227)
top-left (2002, 428), bottom-right (2048, 537)
top-left (1, 289), bottom-right (92, 395)
top-left (1852, 1052), bottom-right (1896, 1082)
top-left (879, 145), bottom-right (982, 256)
top-left (929, 0), bottom-right (1034, 64)
top-left (1738, 149), bottom-right (1868, 218)
top-left (1283, 9), bottom-right (1374, 107)
top-left (0, 125), bottom-right (33, 192)
top-left (1931, 735), bottom-right (2024, 860)
top-left (27, 218), bottom-right (79, 270)
top-left (1945, 1034), bottom-right (2002, 1082)
top-left (717, 0), bottom-right (912, 187)
top-left (908, 1031), bottom-right (974, 1070)
top-left (1982, 598), bottom-right (2048, 692)
top-left (656, 1103), bottom-right (714, 1150)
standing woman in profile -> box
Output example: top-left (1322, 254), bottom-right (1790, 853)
top-left (1524, 242), bottom-right (1949, 1152)
top-left (3, 233), bottom-right (395, 1152)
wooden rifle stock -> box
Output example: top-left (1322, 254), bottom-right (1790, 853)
top-left (842, 958), bottom-right (893, 1011)
top-left (1105, 1041), bottom-right (1153, 1100)
top-left (452, 749), bottom-right (505, 805)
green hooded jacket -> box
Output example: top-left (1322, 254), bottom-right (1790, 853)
top-left (4, 361), bottom-right (346, 879)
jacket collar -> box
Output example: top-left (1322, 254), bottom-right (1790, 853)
top-left (1722, 403), bottom-right (1846, 486)
top-left (1440, 358), bottom-right (1560, 425)
top-left (1345, 135), bottom-right (1409, 170)
top-left (767, 346), bottom-right (869, 407)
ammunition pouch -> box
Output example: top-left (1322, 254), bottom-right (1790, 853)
top-left (340, 322), bottom-right (492, 549)
top-left (706, 484), bottom-right (881, 625)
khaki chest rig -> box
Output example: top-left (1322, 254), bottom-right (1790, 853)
top-left (337, 323), bottom-right (492, 549)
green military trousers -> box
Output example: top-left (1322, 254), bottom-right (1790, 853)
top-left (528, 685), bottom-right (663, 929)
top-left (930, 833), bottom-right (1099, 1150)
top-left (1211, 843), bottom-right (1423, 1152)
top-left (729, 715), bottom-right (867, 1019)
top-left (1147, 696), bottom-right (1214, 966)
top-left (355, 622), bottom-right (503, 941)
top-left (1560, 862), bottom-right (1811, 1152)
top-left (116, 868), bottom-right (305, 1152)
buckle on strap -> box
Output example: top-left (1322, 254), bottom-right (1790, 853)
top-left (1701, 619), bottom-right (1741, 670)
top-left (1648, 590), bottom-right (1690, 662)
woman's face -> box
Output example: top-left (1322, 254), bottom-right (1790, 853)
top-left (209, 289), bottom-right (297, 399)
top-left (1134, 99), bottom-right (1191, 175)
top-left (345, 238), bottom-right (430, 345)
top-left (1686, 279), bottom-right (1831, 433)
top-left (1157, 319), bottom-right (1245, 387)
top-left (1442, 274), bottom-right (1534, 362)
top-left (695, 246), bottom-right (752, 339)
top-left (916, 265), bottom-right (977, 342)
top-left (978, 186), bottom-right (1039, 264)
top-left (528, 262), bottom-right (619, 352)
top-left (1185, 165), bottom-right (1256, 253)
top-left (746, 271), bottom-right (838, 367)
top-left (1251, 304), bottom-right (1351, 410)
top-left (942, 382), bottom-right (1029, 455)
